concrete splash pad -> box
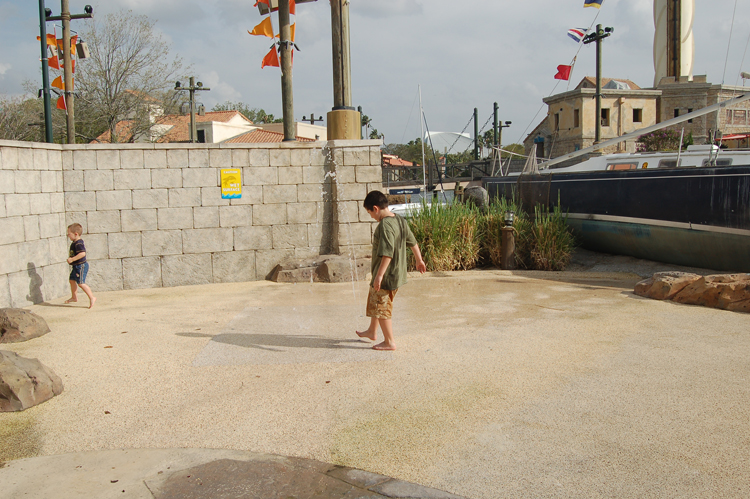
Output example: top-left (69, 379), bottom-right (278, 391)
top-left (1, 270), bottom-right (749, 498)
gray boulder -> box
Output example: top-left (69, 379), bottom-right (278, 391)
top-left (0, 309), bottom-right (51, 344)
top-left (463, 186), bottom-right (489, 210)
top-left (0, 350), bottom-right (63, 411)
top-left (268, 255), bottom-right (370, 283)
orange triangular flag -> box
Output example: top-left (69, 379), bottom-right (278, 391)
top-left (51, 76), bottom-right (64, 90)
top-left (290, 0), bottom-right (296, 15)
top-left (48, 55), bottom-right (60, 70)
top-left (250, 17), bottom-right (274, 38)
top-left (70, 35), bottom-right (78, 50)
top-left (56, 95), bottom-right (67, 111)
top-left (261, 46), bottom-right (280, 68)
top-left (37, 34), bottom-right (57, 46)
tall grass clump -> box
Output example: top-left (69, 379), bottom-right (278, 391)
top-left (408, 201), bottom-right (481, 271)
top-left (527, 203), bottom-right (576, 270)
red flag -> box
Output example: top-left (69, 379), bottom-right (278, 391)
top-left (56, 95), bottom-right (67, 111)
top-left (554, 65), bottom-right (572, 80)
top-left (261, 46), bottom-right (280, 68)
top-left (290, 0), bottom-right (296, 15)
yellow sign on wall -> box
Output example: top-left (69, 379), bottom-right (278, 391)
top-left (221, 169), bottom-right (242, 199)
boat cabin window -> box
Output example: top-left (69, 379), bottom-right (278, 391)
top-left (658, 159), bottom-right (681, 168)
top-left (606, 162), bottom-right (638, 171)
top-left (702, 158), bottom-right (733, 167)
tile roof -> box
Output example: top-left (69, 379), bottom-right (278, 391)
top-left (93, 111), bottom-right (253, 143)
top-left (223, 129), bottom-right (316, 143)
top-left (577, 77), bottom-right (641, 90)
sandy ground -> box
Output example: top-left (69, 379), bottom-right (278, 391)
top-left (1, 266), bottom-right (749, 498)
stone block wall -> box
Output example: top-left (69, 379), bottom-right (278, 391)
top-left (0, 139), bottom-right (382, 307)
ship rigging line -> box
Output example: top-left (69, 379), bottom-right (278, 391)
top-left (400, 88), bottom-right (420, 144)
top-left (421, 110), bottom-right (449, 202)
top-left (445, 113), bottom-right (475, 155)
top-left (721, 0), bottom-right (739, 85)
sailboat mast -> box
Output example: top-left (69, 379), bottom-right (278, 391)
top-left (419, 85), bottom-right (427, 195)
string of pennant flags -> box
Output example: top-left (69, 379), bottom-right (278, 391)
top-left (249, 0), bottom-right (298, 69)
top-left (36, 29), bottom-right (78, 111)
top-left (554, 0), bottom-right (605, 81)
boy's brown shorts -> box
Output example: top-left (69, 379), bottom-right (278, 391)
top-left (366, 287), bottom-right (398, 319)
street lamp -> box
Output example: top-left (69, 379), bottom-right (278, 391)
top-left (174, 77), bottom-right (210, 143)
top-left (499, 120), bottom-right (512, 150)
top-left (583, 25), bottom-right (614, 144)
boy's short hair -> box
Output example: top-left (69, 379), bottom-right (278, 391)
top-left (67, 223), bottom-right (83, 235)
top-left (364, 190), bottom-right (388, 211)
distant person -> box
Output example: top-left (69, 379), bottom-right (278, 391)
top-left (356, 191), bottom-right (426, 350)
top-left (65, 223), bottom-right (96, 309)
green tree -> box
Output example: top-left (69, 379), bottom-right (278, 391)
top-left (211, 102), bottom-right (283, 123)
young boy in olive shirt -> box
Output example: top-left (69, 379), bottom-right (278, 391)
top-left (356, 191), bottom-right (426, 350)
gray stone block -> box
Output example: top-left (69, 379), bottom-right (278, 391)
top-left (120, 149), bottom-right (144, 169)
top-left (108, 232), bottom-right (142, 258)
top-left (292, 147), bottom-right (326, 167)
top-left (182, 228), bottom-right (233, 254)
top-left (61, 150), bottom-right (72, 171)
top-left (39, 213), bottom-right (62, 239)
top-left (256, 248), bottom-right (295, 279)
top-left (252, 204), bottom-right (287, 225)
top-left (142, 230), bottom-right (183, 256)
top-left (248, 148), bottom-right (270, 167)
top-left (0, 170), bottom-right (14, 193)
top-left (94, 150), bottom-right (119, 170)
top-left (23, 215), bottom-right (40, 241)
top-left (32, 149), bottom-right (48, 171)
top-left (263, 184), bottom-right (297, 204)
top-left (0, 194), bottom-right (4, 218)
top-left (83, 170), bottom-right (113, 191)
top-left (40, 170), bottom-right (60, 193)
top-left (0, 275), bottom-right (9, 308)
top-left (17, 239), bottom-right (52, 269)
top-left (167, 149), bottom-right (188, 168)
top-left (231, 149), bottom-right (250, 167)
top-left (308, 223), bottom-right (334, 252)
top-left (278, 166), bottom-right (303, 185)
top-left (64, 171), bottom-right (84, 193)
top-left (151, 169), bottom-right (182, 188)
top-left (0, 244), bottom-right (20, 275)
top-left (227, 185), bottom-right (262, 205)
top-left (122, 256), bottom-right (162, 290)
top-left (1, 217), bottom-right (25, 245)
top-left (338, 221), bottom-right (373, 247)
top-left (234, 226), bottom-right (272, 250)
top-left (73, 150), bottom-right (97, 170)
top-left (209, 149), bottom-right (231, 168)
top-left (183, 168), bottom-right (218, 188)
top-left (13, 171), bottom-right (40, 194)
top-left (133, 188), bottom-right (169, 209)
top-left (337, 201), bottom-right (360, 223)
top-left (114, 169), bottom-right (151, 190)
top-left (337, 183), bottom-right (366, 201)
top-left (298, 184), bottom-right (325, 202)
top-left (144, 150), bottom-right (167, 169)
top-left (96, 190), bottom-right (132, 210)
top-left (49, 192), bottom-right (65, 213)
top-left (28, 194), bottom-right (51, 215)
top-left (270, 148), bottom-right (291, 167)
top-left (1, 147), bottom-right (19, 170)
top-left (219, 205), bottom-right (252, 227)
top-left (17, 148), bottom-right (32, 171)
top-left (157, 207), bottom-right (193, 230)
top-left (188, 149), bottom-right (209, 168)
top-left (243, 166), bottom-right (277, 185)
top-left (65, 192), bottom-right (96, 211)
top-left (121, 209), bottom-right (158, 232)
top-left (87, 210), bottom-right (121, 233)
top-left (355, 165), bottom-right (382, 183)
top-left (193, 206), bottom-right (219, 228)
top-left (48, 150), bottom-right (62, 171)
top-left (344, 147), bottom-right (370, 166)
top-left (212, 251), bottom-right (256, 283)
top-left (6, 194), bottom-right (30, 217)
top-left (288, 202), bottom-right (318, 224)
top-left (334, 165), bottom-right (355, 183)
top-left (201, 187), bottom-right (230, 207)
top-left (42, 262), bottom-right (69, 301)
top-left (302, 163), bottom-right (329, 184)
top-left (161, 254), bottom-right (212, 287)
top-left (370, 146), bottom-right (382, 166)
top-left (168, 187), bottom-right (201, 207)
top-left (77, 233), bottom-right (108, 260)
top-left (87, 259), bottom-right (123, 291)
top-left (65, 212), bottom-right (87, 233)
top-left (272, 224), bottom-right (308, 249)
top-left (6, 266), bottom-right (44, 307)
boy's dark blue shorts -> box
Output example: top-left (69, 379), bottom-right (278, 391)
top-left (70, 263), bottom-right (89, 284)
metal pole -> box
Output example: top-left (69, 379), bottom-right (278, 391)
top-left (61, 0), bottom-right (74, 143)
top-left (189, 77), bottom-right (196, 143)
top-left (38, 0), bottom-right (53, 143)
top-left (493, 102), bottom-right (498, 147)
top-left (279, 0), bottom-right (295, 141)
top-left (419, 85), bottom-right (426, 195)
top-left (595, 24), bottom-right (602, 145)
top-left (473, 108), bottom-right (479, 160)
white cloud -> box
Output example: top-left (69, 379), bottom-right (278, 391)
top-left (0, 62), bottom-right (10, 75)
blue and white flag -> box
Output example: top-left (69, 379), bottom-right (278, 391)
top-left (567, 28), bottom-right (588, 43)
top-left (584, 0), bottom-right (604, 8)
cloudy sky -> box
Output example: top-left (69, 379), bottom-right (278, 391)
top-left (1, 0), bottom-right (749, 146)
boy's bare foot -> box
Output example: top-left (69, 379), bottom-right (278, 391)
top-left (372, 342), bottom-right (396, 351)
top-left (65, 298), bottom-right (77, 304)
top-left (356, 330), bottom-right (376, 341)
top-left (88, 297), bottom-right (96, 309)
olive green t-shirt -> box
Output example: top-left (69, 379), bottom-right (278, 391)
top-left (370, 214), bottom-right (417, 290)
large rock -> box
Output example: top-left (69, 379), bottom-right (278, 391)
top-left (635, 273), bottom-right (750, 313)
top-left (0, 350), bottom-right (63, 411)
top-left (268, 255), bottom-right (370, 283)
top-left (633, 272), bottom-right (701, 300)
top-left (0, 309), bottom-right (51, 344)
top-left (463, 186), bottom-right (489, 210)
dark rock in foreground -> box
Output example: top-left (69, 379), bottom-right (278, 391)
top-left (0, 309), bottom-right (51, 344)
top-left (635, 272), bottom-right (750, 313)
top-left (0, 350), bottom-right (63, 411)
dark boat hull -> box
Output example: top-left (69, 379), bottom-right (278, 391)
top-left (484, 165), bottom-right (750, 272)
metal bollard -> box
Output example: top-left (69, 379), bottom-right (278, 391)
top-left (501, 211), bottom-right (516, 270)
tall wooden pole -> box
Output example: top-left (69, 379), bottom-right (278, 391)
top-left (595, 24), bottom-right (603, 144)
top-left (38, 0), bottom-right (54, 143)
top-left (61, 0), bottom-right (75, 143)
top-left (279, 0), bottom-right (295, 141)
top-left (327, 0), bottom-right (360, 140)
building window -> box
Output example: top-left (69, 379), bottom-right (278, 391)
top-left (574, 109), bottom-right (580, 128)
top-left (601, 108), bottom-right (610, 127)
top-left (733, 110), bottom-right (747, 125)
top-left (554, 113), bottom-right (560, 131)
top-left (674, 108), bottom-right (680, 118)
top-left (633, 108), bottom-right (643, 123)
top-left (197, 130), bottom-right (206, 143)
top-left (688, 108), bottom-right (693, 123)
